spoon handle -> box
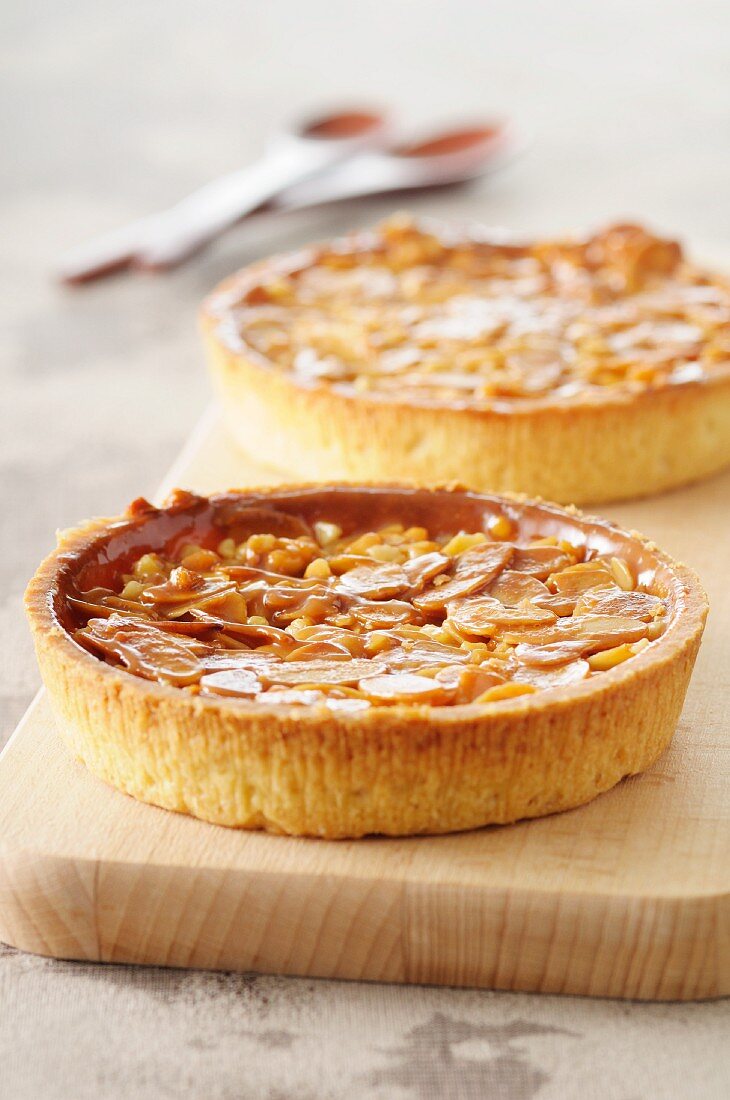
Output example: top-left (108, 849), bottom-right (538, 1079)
top-left (133, 145), bottom-right (326, 270)
top-left (57, 130), bottom-right (376, 282)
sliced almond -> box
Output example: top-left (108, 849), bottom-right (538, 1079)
top-left (326, 697), bottom-right (372, 713)
top-left (488, 570), bottom-right (549, 606)
top-left (190, 612), bottom-right (298, 651)
top-left (266, 657), bottom-right (377, 686)
top-left (263, 583), bottom-right (344, 625)
top-left (201, 650), bottom-right (283, 674)
top-left (350, 599), bottom-right (423, 630)
top-left (574, 587), bottom-right (664, 621)
top-left (435, 664), bottom-right (507, 703)
top-left (199, 669), bottom-right (263, 698)
top-left (511, 545), bottom-right (571, 580)
top-left (506, 614), bottom-right (648, 651)
top-left (257, 689), bottom-right (329, 706)
top-left (448, 595), bottom-right (557, 637)
top-left (548, 561), bottom-right (613, 595)
top-left (337, 562), bottom-right (410, 600)
top-left (361, 672), bottom-right (453, 704)
top-left (290, 624), bottom-right (367, 656)
top-left (414, 543), bottom-right (513, 612)
top-left (513, 659), bottom-right (590, 687)
top-left (78, 616), bottom-right (205, 686)
top-left (285, 641), bottom-right (353, 661)
top-left (382, 635), bottom-right (468, 670)
top-left (530, 591), bottom-right (579, 616)
top-left (402, 550), bottom-right (452, 588)
top-left (514, 640), bottom-right (591, 667)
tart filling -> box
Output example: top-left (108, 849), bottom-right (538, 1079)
top-left (63, 489), bottom-right (672, 710)
top-left (209, 216), bottom-right (730, 410)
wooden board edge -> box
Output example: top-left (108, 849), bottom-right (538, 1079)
top-left (0, 835), bottom-right (726, 1001)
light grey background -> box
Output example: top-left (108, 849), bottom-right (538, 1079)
top-left (1, 2), bottom-right (728, 1097)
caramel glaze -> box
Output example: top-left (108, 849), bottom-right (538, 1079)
top-left (52, 487), bottom-right (686, 710)
top-left (204, 216), bottom-right (730, 414)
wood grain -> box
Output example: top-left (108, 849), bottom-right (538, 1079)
top-left (0, 410), bottom-right (727, 1000)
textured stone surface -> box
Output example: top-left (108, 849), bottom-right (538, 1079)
top-left (1, 1), bottom-right (729, 1096)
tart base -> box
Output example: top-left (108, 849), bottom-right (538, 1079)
top-left (203, 326), bottom-right (730, 505)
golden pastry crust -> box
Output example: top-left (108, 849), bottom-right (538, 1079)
top-left (201, 217), bottom-right (730, 504)
top-left (25, 485), bottom-right (707, 838)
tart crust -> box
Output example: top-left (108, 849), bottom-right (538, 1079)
top-left (201, 219), bottom-right (730, 505)
top-left (25, 485), bottom-right (708, 838)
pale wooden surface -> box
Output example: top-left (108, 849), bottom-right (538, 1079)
top-left (1, 414), bottom-right (727, 1002)
top-left (3, 1), bottom-right (730, 1096)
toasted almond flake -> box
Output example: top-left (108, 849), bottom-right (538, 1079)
top-left (200, 651), bottom-right (282, 674)
top-left (511, 545), bottom-right (571, 580)
top-left (361, 672), bottom-right (452, 703)
top-left (337, 562), bottom-right (410, 600)
top-left (506, 614), bottom-right (648, 650)
top-left (530, 591), bottom-right (579, 616)
top-left (402, 550), bottom-right (452, 587)
top-left (514, 639), bottom-right (592, 667)
top-left (257, 689), bottom-right (329, 707)
top-left (350, 600), bottom-right (422, 630)
top-left (488, 570), bottom-right (549, 606)
top-left (448, 595), bottom-right (557, 636)
top-left (436, 664), bottom-right (506, 703)
top-left (574, 587), bottom-right (663, 621)
top-left (513, 659), bottom-right (590, 688)
top-left (286, 641), bottom-right (352, 661)
top-left (266, 657), bottom-right (377, 686)
top-left (414, 543), bottom-right (513, 612)
top-left (326, 697), bottom-right (372, 713)
top-left (199, 669), bottom-right (263, 697)
top-left (78, 616), bottom-right (205, 686)
top-left (548, 561), bottom-right (613, 594)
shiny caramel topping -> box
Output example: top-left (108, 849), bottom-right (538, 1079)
top-left (217, 216), bottom-right (730, 407)
top-left (70, 508), bottom-right (669, 709)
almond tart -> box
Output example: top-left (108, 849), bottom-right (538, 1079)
top-left (202, 215), bottom-right (730, 504)
top-left (26, 484), bottom-right (707, 838)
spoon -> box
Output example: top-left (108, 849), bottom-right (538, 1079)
top-left (57, 108), bottom-right (389, 283)
top-left (147, 122), bottom-right (520, 262)
top-left (269, 121), bottom-right (518, 213)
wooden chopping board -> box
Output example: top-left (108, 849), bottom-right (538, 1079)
top-left (0, 408), bottom-right (727, 1000)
